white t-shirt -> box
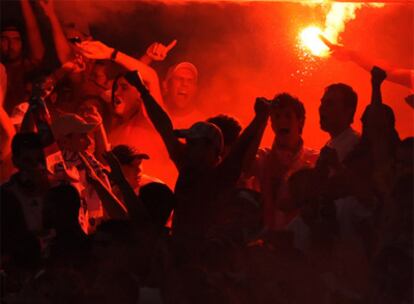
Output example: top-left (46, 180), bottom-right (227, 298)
top-left (325, 127), bottom-right (360, 163)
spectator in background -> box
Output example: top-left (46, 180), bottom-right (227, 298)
top-left (51, 113), bottom-right (126, 234)
top-left (111, 144), bottom-right (162, 194)
top-left (319, 83), bottom-right (359, 165)
top-left (246, 93), bottom-right (318, 230)
top-left (1, 133), bottom-right (49, 269)
top-left (1, 0), bottom-right (45, 115)
top-left (162, 62), bottom-right (198, 116)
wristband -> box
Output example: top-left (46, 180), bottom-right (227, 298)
top-left (110, 49), bottom-right (119, 61)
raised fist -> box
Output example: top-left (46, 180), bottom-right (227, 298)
top-left (371, 66), bottom-right (387, 87)
top-left (254, 97), bottom-right (271, 118)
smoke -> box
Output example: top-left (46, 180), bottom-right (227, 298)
top-left (47, 0), bottom-right (414, 149)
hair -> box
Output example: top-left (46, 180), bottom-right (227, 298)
top-left (325, 83), bottom-right (358, 124)
top-left (11, 132), bottom-right (43, 158)
top-left (207, 114), bottom-right (242, 147)
top-left (271, 93), bottom-right (306, 133)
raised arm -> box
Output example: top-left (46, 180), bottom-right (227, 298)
top-left (78, 40), bottom-right (163, 102)
top-left (39, 0), bottom-right (73, 64)
top-left (0, 108), bottom-right (15, 162)
top-left (79, 104), bottom-right (110, 163)
top-left (370, 66), bottom-right (387, 105)
top-left (320, 36), bottom-right (413, 89)
top-left (140, 40), bottom-right (177, 66)
top-left (220, 98), bottom-right (270, 184)
top-left (123, 71), bottom-right (184, 164)
top-left (21, 0), bottom-right (45, 63)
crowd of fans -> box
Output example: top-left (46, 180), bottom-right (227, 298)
top-left (1, 1), bottom-right (413, 303)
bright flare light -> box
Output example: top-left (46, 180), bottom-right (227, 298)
top-left (299, 2), bottom-right (384, 58)
top-left (300, 26), bottom-right (329, 57)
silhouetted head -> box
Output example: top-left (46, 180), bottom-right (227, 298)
top-left (207, 114), bottom-right (241, 158)
top-left (320, 83), bottom-right (357, 137)
top-left (175, 121), bottom-right (223, 170)
top-left (12, 132), bottom-right (46, 178)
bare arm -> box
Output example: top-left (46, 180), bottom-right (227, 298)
top-left (0, 107), bottom-right (15, 161)
top-left (21, 0), bottom-right (45, 63)
top-left (79, 105), bottom-right (110, 163)
top-left (0, 65), bottom-right (13, 160)
top-left (93, 124), bottom-right (111, 163)
top-left (219, 98), bottom-right (270, 184)
top-left (349, 51), bottom-right (412, 89)
top-left (124, 71), bottom-right (184, 164)
top-left (78, 41), bottom-right (163, 102)
top-left (320, 36), bottom-right (413, 89)
top-left (39, 0), bottom-right (73, 64)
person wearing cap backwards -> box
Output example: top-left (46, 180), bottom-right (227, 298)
top-left (52, 113), bottom-right (127, 234)
top-left (1, 0), bottom-right (45, 115)
top-left (124, 71), bottom-right (270, 244)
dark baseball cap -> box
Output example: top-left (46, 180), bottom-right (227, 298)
top-left (111, 144), bottom-right (149, 165)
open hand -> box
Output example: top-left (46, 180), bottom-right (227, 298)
top-left (319, 35), bottom-right (352, 61)
top-left (146, 40), bottom-right (177, 62)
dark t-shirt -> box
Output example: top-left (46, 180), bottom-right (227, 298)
top-left (172, 145), bottom-right (246, 240)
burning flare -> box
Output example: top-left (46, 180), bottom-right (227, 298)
top-left (299, 2), bottom-right (384, 57)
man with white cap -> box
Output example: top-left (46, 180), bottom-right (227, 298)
top-left (127, 71), bottom-right (270, 242)
top-left (52, 113), bottom-right (126, 234)
top-left (162, 62), bottom-right (198, 117)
